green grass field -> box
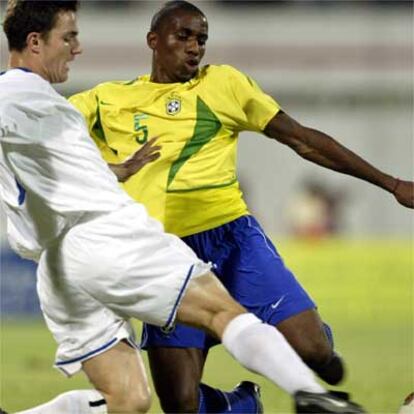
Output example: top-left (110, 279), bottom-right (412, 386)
top-left (1, 239), bottom-right (413, 413)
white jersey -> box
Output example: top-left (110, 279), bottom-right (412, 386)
top-left (0, 69), bottom-right (210, 374)
top-left (0, 69), bottom-right (132, 259)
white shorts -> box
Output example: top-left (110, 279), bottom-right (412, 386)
top-left (36, 202), bottom-right (210, 376)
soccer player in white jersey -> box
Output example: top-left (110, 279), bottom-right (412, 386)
top-left (0, 1), bottom-right (366, 413)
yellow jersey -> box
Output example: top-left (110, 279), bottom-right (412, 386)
top-left (70, 65), bottom-right (280, 237)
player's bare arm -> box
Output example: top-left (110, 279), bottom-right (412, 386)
top-left (264, 111), bottom-right (414, 209)
top-left (109, 136), bottom-right (161, 182)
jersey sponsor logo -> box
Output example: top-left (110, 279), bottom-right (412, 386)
top-left (166, 95), bottom-right (181, 115)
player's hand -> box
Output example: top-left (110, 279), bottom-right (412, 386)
top-left (393, 179), bottom-right (414, 209)
top-left (110, 137), bottom-right (161, 182)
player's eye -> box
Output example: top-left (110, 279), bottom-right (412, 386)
top-left (63, 32), bottom-right (78, 43)
top-left (177, 33), bottom-right (188, 40)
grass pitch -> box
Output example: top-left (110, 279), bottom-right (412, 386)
top-left (1, 239), bottom-right (413, 413)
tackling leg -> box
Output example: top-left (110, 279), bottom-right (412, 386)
top-left (276, 309), bottom-right (345, 385)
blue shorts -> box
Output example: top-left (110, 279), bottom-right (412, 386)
top-left (141, 215), bottom-right (316, 350)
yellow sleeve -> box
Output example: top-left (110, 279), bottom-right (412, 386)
top-left (69, 89), bottom-right (119, 163)
top-left (225, 65), bottom-right (281, 132)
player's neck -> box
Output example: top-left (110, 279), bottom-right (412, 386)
top-left (150, 66), bottom-right (175, 84)
top-left (150, 62), bottom-right (195, 84)
top-left (8, 53), bottom-right (35, 75)
top-left (8, 52), bottom-right (49, 82)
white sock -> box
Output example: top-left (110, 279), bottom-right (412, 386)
top-left (222, 313), bottom-right (326, 395)
top-left (16, 390), bottom-right (107, 414)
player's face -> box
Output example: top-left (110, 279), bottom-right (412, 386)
top-left (38, 11), bottom-right (82, 83)
top-left (148, 11), bottom-right (208, 83)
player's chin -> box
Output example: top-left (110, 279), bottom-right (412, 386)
top-left (50, 67), bottom-right (70, 84)
top-left (55, 74), bottom-right (69, 84)
top-left (57, 70), bottom-right (70, 83)
top-left (179, 66), bottom-right (198, 81)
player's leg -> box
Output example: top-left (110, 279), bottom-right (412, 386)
top-left (276, 309), bottom-right (344, 385)
top-left (225, 215), bottom-right (343, 384)
top-left (25, 235), bottom-right (151, 414)
top-left (82, 340), bottom-right (151, 413)
top-left (177, 271), bottom-right (326, 394)
top-left (176, 271), bottom-right (365, 412)
top-left (14, 341), bottom-right (151, 414)
top-left (146, 346), bottom-right (206, 413)
top-left (147, 342), bottom-right (262, 414)
top-left (146, 344), bottom-right (260, 414)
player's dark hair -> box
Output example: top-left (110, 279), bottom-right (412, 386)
top-left (150, 0), bottom-right (205, 32)
top-left (3, 0), bottom-right (79, 51)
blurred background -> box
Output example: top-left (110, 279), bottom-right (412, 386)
top-left (0, 1), bottom-right (413, 413)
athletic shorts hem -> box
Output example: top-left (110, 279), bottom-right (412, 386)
top-left (266, 301), bottom-right (316, 326)
top-left (162, 264), bottom-right (195, 331)
top-left (54, 325), bottom-right (137, 377)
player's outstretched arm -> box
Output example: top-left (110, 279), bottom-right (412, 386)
top-left (109, 137), bottom-right (161, 182)
top-left (264, 111), bottom-right (414, 208)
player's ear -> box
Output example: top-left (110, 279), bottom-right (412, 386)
top-left (27, 32), bottom-right (42, 54)
top-left (147, 31), bottom-right (158, 50)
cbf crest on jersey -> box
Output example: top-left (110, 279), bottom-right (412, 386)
top-left (166, 94), bottom-right (181, 115)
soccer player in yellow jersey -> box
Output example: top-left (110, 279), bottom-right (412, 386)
top-left (70, 1), bottom-right (414, 413)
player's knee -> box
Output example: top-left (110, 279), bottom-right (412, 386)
top-left (108, 394), bottom-right (152, 413)
top-left (106, 387), bottom-right (152, 413)
top-left (159, 384), bottom-right (199, 413)
top-left (178, 272), bottom-right (245, 336)
top-left (300, 336), bottom-right (333, 367)
top-left (131, 392), bottom-right (152, 413)
top-left (279, 317), bottom-right (334, 367)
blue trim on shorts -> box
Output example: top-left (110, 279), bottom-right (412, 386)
top-left (55, 337), bottom-right (118, 366)
top-left (163, 264), bottom-right (195, 331)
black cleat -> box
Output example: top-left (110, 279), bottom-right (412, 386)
top-left (294, 390), bottom-right (366, 413)
top-left (233, 381), bottom-right (263, 414)
top-left (0, 409), bottom-right (9, 414)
